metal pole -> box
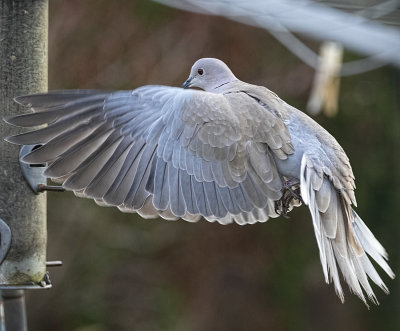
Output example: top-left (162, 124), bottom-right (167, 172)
top-left (0, 291), bottom-right (27, 331)
top-left (0, 0), bottom-right (48, 329)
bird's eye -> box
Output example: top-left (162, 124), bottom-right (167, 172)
top-left (197, 69), bottom-right (204, 75)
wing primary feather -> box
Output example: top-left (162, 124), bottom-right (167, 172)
top-left (124, 145), bottom-right (157, 209)
top-left (191, 177), bottom-right (209, 216)
top-left (84, 140), bottom-right (135, 197)
top-left (144, 156), bottom-right (158, 194)
top-left (22, 121), bottom-right (104, 163)
top-left (63, 136), bottom-right (124, 190)
top-left (181, 170), bottom-right (197, 214)
top-left (152, 158), bottom-right (169, 210)
top-left (7, 109), bottom-right (104, 145)
top-left (203, 181), bottom-right (223, 218)
top-left (231, 184), bottom-right (252, 212)
top-left (44, 125), bottom-right (112, 177)
top-left (172, 167), bottom-right (187, 217)
top-left (217, 186), bottom-right (241, 214)
top-left (103, 139), bottom-right (146, 205)
top-left (168, 163), bottom-right (181, 216)
top-left (13, 91), bottom-right (107, 108)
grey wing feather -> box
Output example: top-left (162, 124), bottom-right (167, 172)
top-left (85, 141), bottom-right (135, 198)
top-left (103, 139), bottom-right (146, 206)
top-left (152, 158), bottom-right (170, 211)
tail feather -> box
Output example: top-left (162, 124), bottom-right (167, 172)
top-left (348, 246), bottom-right (377, 304)
top-left (300, 155), bottom-right (394, 305)
top-left (353, 212), bottom-right (394, 282)
top-left (323, 235), bottom-right (343, 300)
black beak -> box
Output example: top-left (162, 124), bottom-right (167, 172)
top-left (182, 77), bottom-right (192, 89)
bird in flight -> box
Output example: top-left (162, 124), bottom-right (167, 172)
top-left (5, 58), bottom-right (394, 305)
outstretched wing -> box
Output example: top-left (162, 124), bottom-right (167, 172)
top-left (6, 85), bottom-right (293, 224)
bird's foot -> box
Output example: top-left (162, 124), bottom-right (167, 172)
top-left (275, 180), bottom-right (303, 217)
top-left (283, 179), bottom-right (303, 203)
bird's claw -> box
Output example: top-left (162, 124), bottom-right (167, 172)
top-left (275, 180), bottom-right (303, 217)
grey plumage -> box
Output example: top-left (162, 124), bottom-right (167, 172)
top-left (5, 57), bottom-right (394, 305)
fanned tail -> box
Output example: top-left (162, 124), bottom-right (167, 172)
top-left (300, 155), bottom-right (394, 306)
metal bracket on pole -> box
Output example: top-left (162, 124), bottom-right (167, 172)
top-left (19, 145), bottom-right (47, 195)
top-left (19, 145), bottom-right (65, 194)
top-left (0, 215), bottom-right (61, 290)
top-left (0, 262), bottom-right (62, 291)
top-left (0, 217), bottom-right (62, 290)
top-left (0, 261), bottom-right (62, 290)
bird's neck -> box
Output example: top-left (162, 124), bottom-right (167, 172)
top-left (209, 79), bottom-right (240, 93)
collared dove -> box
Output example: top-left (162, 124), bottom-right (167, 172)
top-left (5, 58), bottom-right (394, 305)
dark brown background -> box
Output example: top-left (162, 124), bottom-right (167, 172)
top-left (24, 1), bottom-right (400, 330)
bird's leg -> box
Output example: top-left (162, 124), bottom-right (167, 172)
top-left (282, 179), bottom-right (303, 203)
top-left (275, 179), bottom-right (303, 217)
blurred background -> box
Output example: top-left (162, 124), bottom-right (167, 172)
top-left (24, 0), bottom-right (399, 330)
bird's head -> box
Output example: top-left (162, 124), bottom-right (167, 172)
top-left (182, 58), bottom-right (238, 92)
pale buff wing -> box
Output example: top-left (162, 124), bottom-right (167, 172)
top-left (6, 86), bottom-right (293, 224)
